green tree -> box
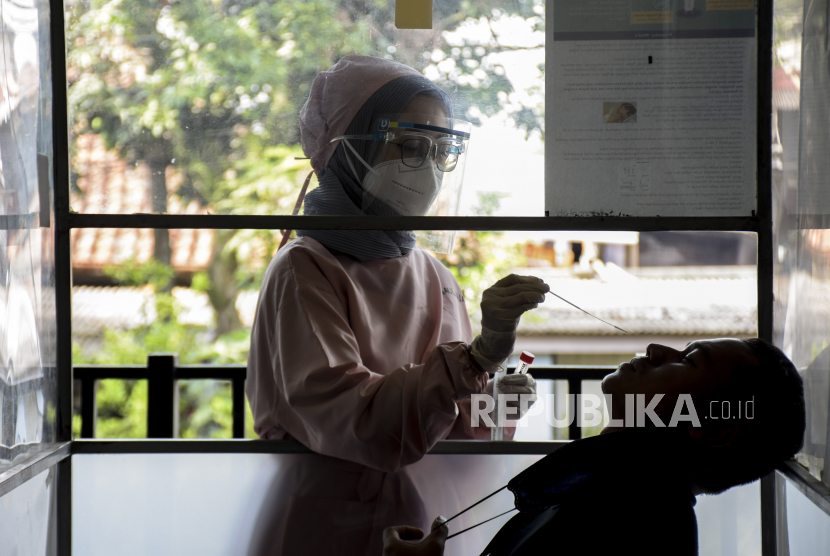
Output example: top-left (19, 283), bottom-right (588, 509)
top-left (67, 0), bottom-right (545, 335)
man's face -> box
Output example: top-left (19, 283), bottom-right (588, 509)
top-left (617, 105), bottom-right (629, 118)
top-left (601, 339), bottom-right (758, 424)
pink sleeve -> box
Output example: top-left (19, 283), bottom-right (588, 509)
top-left (255, 250), bottom-right (489, 473)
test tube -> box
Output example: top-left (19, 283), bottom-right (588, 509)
top-left (491, 365), bottom-right (507, 441)
top-left (491, 352), bottom-right (536, 441)
top-left (516, 351), bottom-right (535, 374)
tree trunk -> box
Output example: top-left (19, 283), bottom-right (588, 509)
top-left (207, 229), bottom-right (242, 336)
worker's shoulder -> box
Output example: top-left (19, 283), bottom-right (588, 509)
top-left (273, 236), bottom-right (335, 263)
top-left (410, 247), bottom-right (458, 281)
top-left (263, 237), bottom-right (338, 282)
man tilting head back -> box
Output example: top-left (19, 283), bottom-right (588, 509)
top-left (383, 338), bottom-right (806, 556)
top-left (478, 338), bottom-right (805, 556)
top-left (600, 338), bottom-right (805, 494)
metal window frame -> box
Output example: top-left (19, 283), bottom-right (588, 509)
top-left (2, 0), bottom-right (824, 555)
top-left (777, 460), bottom-right (830, 520)
top-left (0, 443), bottom-right (72, 499)
top-left (69, 439), bottom-right (568, 456)
top-left (757, 0), bottom-right (778, 551)
top-left (69, 213), bottom-right (761, 231)
top-left (49, 0), bottom-right (778, 552)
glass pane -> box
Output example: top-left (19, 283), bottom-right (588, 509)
top-left (177, 379), bottom-right (256, 440)
top-left (72, 452), bottom-right (542, 555)
top-left (71, 229), bottom-right (756, 438)
top-left (0, 467), bottom-right (58, 555)
top-left (511, 377), bottom-right (555, 441)
top-left (778, 229), bottom-right (830, 480)
top-left (73, 452), bottom-right (761, 553)
top-left (545, 0), bottom-right (757, 216)
top-left (65, 0), bottom-right (546, 217)
top-left (178, 379), bottom-right (232, 439)
top-left (516, 232), bottom-right (757, 367)
top-left (784, 477), bottom-right (830, 555)
top-left (69, 377), bottom-right (260, 440)
top-left (90, 379), bottom-right (147, 439)
top-left (772, 0), bottom-right (830, 483)
top-left (792, 0), bottom-right (828, 216)
top-left (695, 481), bottom-right (761, 555)
top-left (1, 0), bottom-right (59, 470)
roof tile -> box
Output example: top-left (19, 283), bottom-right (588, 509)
top-left (71, 134), bottom-right (215, 273)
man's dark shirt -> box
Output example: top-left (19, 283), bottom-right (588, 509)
top-left (481, 429), bottom-right (698, 556)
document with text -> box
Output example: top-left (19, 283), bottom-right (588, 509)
top-left (546, 0), bottom-right (757, 217)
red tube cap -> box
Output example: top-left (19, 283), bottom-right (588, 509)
top-left (519, 351), bottom-right (535, 365)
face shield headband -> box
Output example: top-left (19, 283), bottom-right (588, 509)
top-left (329, 115), bottom-right (472, 254)
top-left (378, 118), bottom-right (471, 139)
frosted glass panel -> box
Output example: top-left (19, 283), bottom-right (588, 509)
top-left (0, 467), bottom-right (58, 556)
top-left (772, 0), bottom-right (830, 483)
top-left (695, 481), bottom-right (761, 556)
top-left (73, 452), bottom-right (542, 556)
top-left (0, 0), bottom-right (59, 470)
top-left (74, 451), bottom-right (761, 555)
top-left (794, 0), bottom-right (830, 216)
top-left (785, 480), bottom-right (830, 556)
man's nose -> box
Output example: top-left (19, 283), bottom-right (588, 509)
top-left (646, 343), bottom-right (681, 364)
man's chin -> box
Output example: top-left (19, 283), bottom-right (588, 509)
top-left (601, 367), bottom-right (625, 394)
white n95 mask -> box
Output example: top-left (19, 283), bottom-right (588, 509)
top-left (361, 157), bottom-right (442, 216)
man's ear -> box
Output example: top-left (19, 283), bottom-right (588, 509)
top-left (688, 421), bottom-right (740, 448)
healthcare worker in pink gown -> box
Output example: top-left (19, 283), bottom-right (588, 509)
top-left (245, 55), bottom-right (548, 555)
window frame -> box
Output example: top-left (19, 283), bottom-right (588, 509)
top-left (0, 0), bottom-right (814, 554)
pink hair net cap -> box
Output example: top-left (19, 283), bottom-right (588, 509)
top-left (299, 55), bottom-right (423, 174)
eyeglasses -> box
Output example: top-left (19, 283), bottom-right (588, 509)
top-left (330, 131), bottom-right (466, 172)
top-left (390, 132), bottom-right (465, 171)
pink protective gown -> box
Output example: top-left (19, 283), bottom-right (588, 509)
top-left (246, 236), bottom-right (504, 555)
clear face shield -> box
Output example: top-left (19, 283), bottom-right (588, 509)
top-left (330, 113), bottom-right (472, 254)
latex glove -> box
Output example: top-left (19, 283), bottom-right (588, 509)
top-left (471, 275), bottom-right (549, 370)
top-left (486, 373), bottom-right (538, 421)
top-left (382, 517), bottom-right (448, 556)
top-left (499, 373), bottom-right (538, 420)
